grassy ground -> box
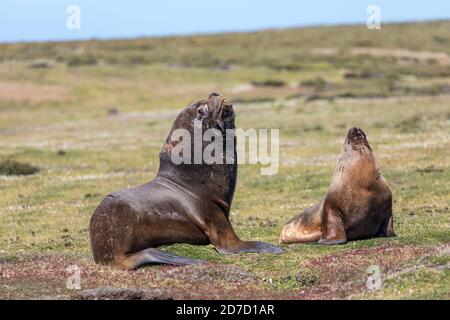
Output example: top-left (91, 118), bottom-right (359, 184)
top-left (0, 21), bottom-right (449, 299)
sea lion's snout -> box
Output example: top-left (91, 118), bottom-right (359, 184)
top-left (206, 93), bottom-right (234, 131)
top-left (208, 92), bottom-right (230, 110)
top-left (347, 127), bottom-right (367, 143)
top-left (209, 92), bottom-right (221, 98)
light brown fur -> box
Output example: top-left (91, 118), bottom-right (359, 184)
top-left (280, 127), bottom-right (395, 245)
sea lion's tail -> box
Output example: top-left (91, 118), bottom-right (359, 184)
top-left (121, 248), bottom-right (204, 270)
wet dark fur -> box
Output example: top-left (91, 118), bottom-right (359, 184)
top-left (90, 93), bottom-right (282, 269)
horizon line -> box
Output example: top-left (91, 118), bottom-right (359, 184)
top-left (1, 18), bottom-right (448, 46)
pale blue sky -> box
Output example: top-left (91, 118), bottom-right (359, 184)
top-left (1, 1), bottom-right (449, 43)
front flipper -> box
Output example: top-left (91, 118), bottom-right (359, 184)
top-left (217, 240), bottom-right (283, 254)
top-left (205, 211), bottom-right (283, 254)
top-left (318, 238), bottom-right (347, 245)
top-left (318, 207), bottom-right (347, 245)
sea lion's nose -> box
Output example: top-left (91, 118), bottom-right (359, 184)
top-left (209, 92), bottom-right (221, 98)
top-left (347, 127), bottom-right (366, 140)
top-left (349, 127), bottom-right (359, 135)
top-left (208, 92), bottom-right (223, 106)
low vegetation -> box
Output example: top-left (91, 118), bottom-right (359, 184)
top-left (0, 160), bottom-right (40, 176)
top-left (0, 21), bottom-right (448, 299)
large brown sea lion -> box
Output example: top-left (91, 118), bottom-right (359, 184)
top-left (280, 127), bottom-right (395, 245)
top-left (90, 93), bottom-right (282, 269)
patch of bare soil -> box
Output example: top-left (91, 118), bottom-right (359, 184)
top-left (293, 244), bottom-right (443, 299)
top-left (1, 244), bottom-right (446, 299)
top-left (0, 255), bottom-right (287, 299)
top-left (41, 288), bottom-right (173, 300)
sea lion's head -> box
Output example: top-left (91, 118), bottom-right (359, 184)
top-left (338, 127), bottom-right (379, 184)
top-left (161, 93), bottom-right (236, 166)
top-left (344, 127), bottom-right (371, 150)
top-left (188, 92), bottom-right (235, 132)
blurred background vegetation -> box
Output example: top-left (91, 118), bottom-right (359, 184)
top-left (0, 21), bottom-right (448, 299)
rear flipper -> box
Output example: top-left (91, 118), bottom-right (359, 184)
top-left (386, 215), bottom-right (396, 237)
top-left (279, 221), bottom-right (322, 244)
top-left (378, 214), bottom-right (396, 238)
top-left (279, 203), bottom-right (323, 244)
top-left (120, 248), bottom-right (204, 270)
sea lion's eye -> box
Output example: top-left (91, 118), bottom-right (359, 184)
top-left (196, 104), bottom-right (209, 120)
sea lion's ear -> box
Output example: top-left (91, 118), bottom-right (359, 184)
top-left (220, 101), bottom-right (233, 119)
top-left (360, 128), bottom-right (367, 140)
top-left (196, 103), bottom-right (209, 121)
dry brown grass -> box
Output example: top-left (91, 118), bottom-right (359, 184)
top-left (0, 81), bottom-right (71, 103)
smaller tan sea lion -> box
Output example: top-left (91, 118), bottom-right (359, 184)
top-left (280, 127), bottom-right (395, 245)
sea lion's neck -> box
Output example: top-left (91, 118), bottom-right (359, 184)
top-left (157, 140), bottom-right (237, 210)
top-left (332, 144), bottom-right (380, 187)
